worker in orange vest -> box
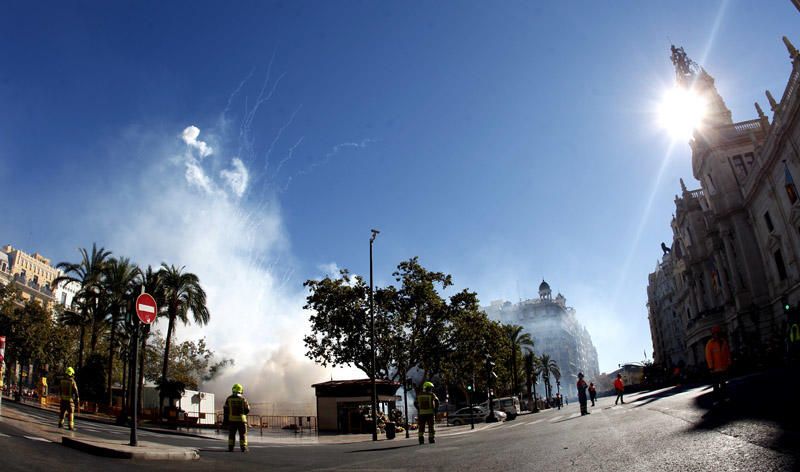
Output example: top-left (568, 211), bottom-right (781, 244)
top-left (613, 374), bottom-right (625, 405)
top-left (705, 325), bottom-right (731, 402)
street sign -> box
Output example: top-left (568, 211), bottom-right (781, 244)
top-left (135, 293), bottom-right (158, 324)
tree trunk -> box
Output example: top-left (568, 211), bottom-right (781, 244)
top-left (78, 324), bottom-right (86, 369)
top-left (107, 307), bottom-right (118, 408)
top-left (161, 313), bottom-right (175, 381)
top-left (138, 328), bottom-right (148, 414)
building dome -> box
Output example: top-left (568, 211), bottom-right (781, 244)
top-left (538, 279), bottom-right (552, 300)
top-left (538, 280), bottom-right (550, 293)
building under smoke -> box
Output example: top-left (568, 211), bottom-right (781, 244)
top-left (483, 280), bottom-right (599, 399)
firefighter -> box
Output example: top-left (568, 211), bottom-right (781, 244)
top-left (413, 381), bottom-right (439, 445)
top-left (58, 367), bottom-right (79, 430)
top-left (577, 373), bottom-right (589, 416)
top-left (705, 325), bottom-right (732, 402)
top-left (223, 383), bottom-right (250, 452)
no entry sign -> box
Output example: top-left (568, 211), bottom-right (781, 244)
top-left (136, 293), bottom-right (158, 324)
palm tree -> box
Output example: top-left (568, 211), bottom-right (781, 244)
top-left (524, 351), bottom-right (541, 411)
top-left (539, 354), bottom-right (560, 400)
top-left (504, 324), bottom-right (533, 397)
top-left (58, 303), bottom-right (92, 368)
top-left (55, 243), bottom-right (112, 364)
top-left (158, 264), bottom-right (210, 382)
top-left (102, 257), bottom-right (141, 407)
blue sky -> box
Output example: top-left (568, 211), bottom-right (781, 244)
top-left (2, 1), bottom-right (799, 400)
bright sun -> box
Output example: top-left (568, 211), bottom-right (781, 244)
top-left (658, 86), bottom-right (708, 140)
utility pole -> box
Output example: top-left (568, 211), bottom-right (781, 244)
top-left (369, 229), bottom-right (380, 441)
top-left (486, 354), bottom-right (497, 422)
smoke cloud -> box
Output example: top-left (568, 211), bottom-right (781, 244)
top-left (88, 122), bottom-right (361, 414)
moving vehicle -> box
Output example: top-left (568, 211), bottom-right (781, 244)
top-left (480, 396), bottom-right (521, 420)
top-left (449, 406), bottom-right (507, 426)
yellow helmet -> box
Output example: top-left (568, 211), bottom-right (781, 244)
top-left (232, 383), bottom-right (244, 394)
top-left (66, 367), bottom-right (75, 376)
top-left (422, 381), bottom-right (434, 391)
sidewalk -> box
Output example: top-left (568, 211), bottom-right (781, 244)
top-left (2, 395), bottom-right (212, 439)
top-left (0, 401), bottom-right (199, 460)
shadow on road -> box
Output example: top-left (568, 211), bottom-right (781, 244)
top-left (347, 444), bottom-right (420, 453)
top-left (689, 368), bottom-right (800, 458)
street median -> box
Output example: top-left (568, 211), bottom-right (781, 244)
top-left (62, 436), bottom-right (200, 460)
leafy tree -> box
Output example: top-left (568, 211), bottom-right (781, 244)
top-left (0, 287), bottom-right (70, 386)
top-left (303, 270), bottom-right (396, 379)
top-left (158, 264), bottom-right (210, 382)
top-left (144, 331), bottom-right (232, 389)
top-left (78, 353), bottom-right (107, 403)
top-left (391, 257), bottom-right (452, 382)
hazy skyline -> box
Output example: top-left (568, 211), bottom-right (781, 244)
top-left (2, 1), bottom-right (799, 405)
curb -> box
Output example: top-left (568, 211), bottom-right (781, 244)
top-left (62, 437), bottom-right (200, 461)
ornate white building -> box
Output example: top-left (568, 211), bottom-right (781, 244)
top-left (484, 280), bottom-right (599, 399)
top-left (648, 39), bottom-right (800, 369)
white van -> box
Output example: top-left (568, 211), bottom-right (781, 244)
top-left (480, 396), bottom-right (521, 420)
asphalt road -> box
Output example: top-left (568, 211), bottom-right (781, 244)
top-left (1, 382), bottom-right (797, 471)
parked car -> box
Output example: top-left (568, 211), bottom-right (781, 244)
top-left (449, 406), bottom-right (507, 425)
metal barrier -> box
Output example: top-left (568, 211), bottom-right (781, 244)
top-left (216, 414), bottom-right (317, 434)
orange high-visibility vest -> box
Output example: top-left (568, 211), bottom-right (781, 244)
top-left (705, 338), bottom-right (731, 373)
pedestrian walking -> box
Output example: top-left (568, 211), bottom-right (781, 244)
top-left (223, 383), bottom-right (251, 452)
top-left (577, 373), bottom-right (590, 415)
top-left (414, 381), bottom-right (439, 444)
top-left (705, 325), bottom-right (732, 403)
top-left (588, 382), bottom-right (597, 407)
top-left (556, 393), bottom-right (561, 410)
top-left (57, 367), bottom-right (79, 431)
top-left (614, 374), bottom-right (625, 405)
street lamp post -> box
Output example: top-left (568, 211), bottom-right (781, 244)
top-left (369, 229), bottom-right (380, 442)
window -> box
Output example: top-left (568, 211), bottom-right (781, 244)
top-left (764, 211), bottom-right (775, 232)
top-left (774, 249), bottom-right (788, 281)
top-left (707, 173), bottom-right (717, 194)
top-left (732, 154), bottom-right (747, 177)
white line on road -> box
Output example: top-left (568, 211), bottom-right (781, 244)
top-left (568, 413), bottom-right (580, 419)
top-left (24, 436), bottom-right (51, 442)
top-left (548, 415), bottom-right (563, 422)
top-left (507, 422), bottom-right (525, 429)
top-left (527, 419), bottom-right (543, 426)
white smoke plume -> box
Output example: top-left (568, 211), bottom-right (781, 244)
top-left (181, 125), bottom-right (213, 158)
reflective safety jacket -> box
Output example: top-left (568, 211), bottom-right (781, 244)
top-left (414, 392), bottom-right (439, 416)
top-left (60, 377), bottom-right (79, 402)
top-left (705, 338), bottom-right (731, 373)
top-left (224, 394), bottom-right (251, 423)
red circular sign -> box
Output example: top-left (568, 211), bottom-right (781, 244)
top-left (136, 293), bottom-right (158, 324)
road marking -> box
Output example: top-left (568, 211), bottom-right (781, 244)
top-left (568, 413), bottom-right (580, 419)
top-left (548, 415), bottom-right (563, 422)
top-left (24, 436), bottom-right (51, 442)
top-left (0, 433), bottom-right (9, 438)
top-left (527, 419), bottom-right (543, 426)
top-left (507, 422), bottom-right (525, 429)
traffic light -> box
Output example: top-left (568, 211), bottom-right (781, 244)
top-left (486, 354), bottom-right (497, 383)
top-left (466, 384), bottom-right (473, 392)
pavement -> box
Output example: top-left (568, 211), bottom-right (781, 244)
top-left (0, 400), bottom-right (199, 460)
top-left (0, 368), bottom-right (798, 470)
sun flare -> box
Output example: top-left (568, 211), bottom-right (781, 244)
top-left (658, 86), bottom-right (707, 140)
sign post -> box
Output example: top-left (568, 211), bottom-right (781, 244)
top-left (129, 292), bottom-right (157, 447)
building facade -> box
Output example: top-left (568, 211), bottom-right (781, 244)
top-left (484, 280), bottom-right (600, 399)
top-left (1, 244), bottom-right (57, 308)
top-left (648, 40), bottom-right (800, 370)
